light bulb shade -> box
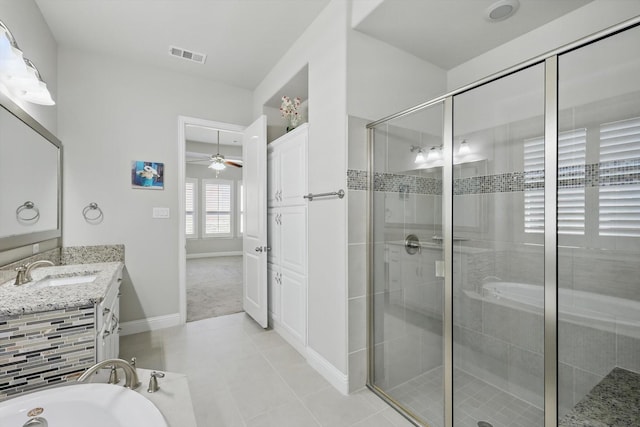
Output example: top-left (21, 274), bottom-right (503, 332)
top-left (414, 150), bottom-right (425, 163)
top-left (0, 35), bottom-right (28, 80)
top-left (18, 79), bottom-right (55, 105)
top-left (426, 147), bottom-right (441, 162)
top-left (209, 159), bottom-right (226, 171)
top-left (457, 140), bottom-right (471, 156)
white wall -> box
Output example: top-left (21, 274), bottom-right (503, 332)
top-left (0, 0), bottom-right (57, 134)
top-left (347, 29), bottom-right (446, 121)
top-left (254, 0), bottom-right (349, 377)
top-left (57, 47), bottom-right (252, 323)
top-left (447, 0), bottom-right (640, 91)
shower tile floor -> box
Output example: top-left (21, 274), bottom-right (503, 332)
top-left (386, 367), bottom-right (543, 427)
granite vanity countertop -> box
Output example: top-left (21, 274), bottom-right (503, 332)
top-left (559, 367), bottom-right (640, 426)
top-left (0, 262), bottom-right (123, 317)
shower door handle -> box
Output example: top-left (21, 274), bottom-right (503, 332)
top-left (405, 234), bottom-right (421, 255)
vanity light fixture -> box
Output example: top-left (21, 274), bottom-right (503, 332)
top-left (454, 139), bottom-right (485, 164)
top-left (0, 20), bottom-right (55, 105)
top-left (457, 139), bottom-right (471, 156)
top-left (410, 145), bottom-right (426, 163)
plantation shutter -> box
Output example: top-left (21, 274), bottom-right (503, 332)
top-left (599, 117), bottom-right (640, 237)
top-left (185, 179), bottom-right (196, 237)
top-left (204, 179), bottom-right (232, 236)
top-left (524, 129), bottom-right (586, 235)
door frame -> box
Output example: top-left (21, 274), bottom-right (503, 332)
top-left (177, 115), bottom-right (246, 324)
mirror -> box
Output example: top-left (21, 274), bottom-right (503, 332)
top-left (0, 92), bottom-right (61, 251)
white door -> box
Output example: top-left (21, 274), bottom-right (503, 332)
top-left (242, 115), bottom-right (268, 328)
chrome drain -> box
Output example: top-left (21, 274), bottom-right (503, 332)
top-left (477, 422), bottom-right (493, 427)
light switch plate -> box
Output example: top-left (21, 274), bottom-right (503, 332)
top-left (153, 207), bottom-right (170, 219)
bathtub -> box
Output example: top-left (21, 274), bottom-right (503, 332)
top-left (466, 282), bottom-right (640, 337)
top-left (0, 383), bottom-right (167, 427)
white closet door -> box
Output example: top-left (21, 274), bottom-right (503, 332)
top-left (279, 206), bottom-right (307, 275)
top-left (267, 209), bottom-right (279, 266)
top-left (280, 268), bottom-right (306, 345)
top-left (242, 115), bottom-right (268, 328)
top-left (278, 133), bottom-right (307, 206)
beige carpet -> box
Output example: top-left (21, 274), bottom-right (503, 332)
top-left (186, 256), bottom-right (243, 322)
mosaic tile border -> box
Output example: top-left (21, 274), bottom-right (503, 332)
top-left (347, 169), bottom-right (369, 191)
top-left (0, 305), bottom-right (95, 400)
top-left (350, 157), bottom-right (640, 196)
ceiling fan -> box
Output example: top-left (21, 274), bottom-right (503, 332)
top-left (186, 130), bottom-right (243, 170)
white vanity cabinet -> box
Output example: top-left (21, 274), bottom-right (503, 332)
top-left (96, 267), bottom-right (122, 362)
top-left (267, 124), bottom-right (308, 355)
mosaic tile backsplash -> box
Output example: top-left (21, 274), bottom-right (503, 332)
top-left (0, 305), bottom-right (95, 400)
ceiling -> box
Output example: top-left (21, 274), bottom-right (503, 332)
top-left (185, 124), bottom-right (242, 147)
top-left (354, 0), bottom-right (594, 70)
top-left (35, 0), bottom-right (595, 92)
top-left (35, 0), bottom-right (330, 90)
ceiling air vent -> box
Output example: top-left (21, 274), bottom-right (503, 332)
top-left (169, 46), bottom-right (207, 64)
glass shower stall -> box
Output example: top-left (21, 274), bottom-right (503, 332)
top-left (366, 19), bottom-right (640, 427)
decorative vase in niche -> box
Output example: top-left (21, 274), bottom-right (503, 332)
top-left (286, 115), bottom-right (301, 132)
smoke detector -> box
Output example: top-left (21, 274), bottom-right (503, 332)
top-left (169, 46), bottom-right (207, 64)
top-left (485, 0), bottom-right (520, 22)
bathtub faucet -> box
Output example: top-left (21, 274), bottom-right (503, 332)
top-left (77, 358), bottom-right (141, 389)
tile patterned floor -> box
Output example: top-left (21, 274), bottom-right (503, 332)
top-left (386, 367), bottom-right (544, 427)
top-left (120, 312), bottom-right (415, 427)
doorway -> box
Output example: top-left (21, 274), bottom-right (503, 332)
top-left (178, 116), bottom-right (246, 324)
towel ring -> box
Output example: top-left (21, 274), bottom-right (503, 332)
top-left (16, 201), bottom-right (40, 222)
top-left (82, 202), bottom-right (104, 222)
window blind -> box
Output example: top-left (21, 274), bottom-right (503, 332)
top-left (524, 129), bottom-right (586, 235)
top-left (204, 180), bottom-right (232, 236)
top-left (599, 117), bottom-right (640, 237)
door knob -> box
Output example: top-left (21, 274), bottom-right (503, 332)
top-left (405, 234), bottom-right (421, 255)
top-left (255, 247), bottom-right (263, 252)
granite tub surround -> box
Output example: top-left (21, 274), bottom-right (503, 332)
top-left (61, 244), bottom-right (125, 265)
top-left (560, 367), bottom-right (640, 426)
top-left (0, 262), bottom-right (123, 317)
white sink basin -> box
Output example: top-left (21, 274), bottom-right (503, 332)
top-left (33, 274), bottom-right (97, 288)
top-left (0, 383), bottom-right (167, 427)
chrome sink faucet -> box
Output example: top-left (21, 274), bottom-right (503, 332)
top-left (25, 260), bottom-right (54, 281)
top-left (13, 260), bottom-right (55, 286)
top-left (77, 358), bottom-right (141, 389)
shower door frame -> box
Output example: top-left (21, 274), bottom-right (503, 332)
top-left (365, 15), bottom-right (640, 427)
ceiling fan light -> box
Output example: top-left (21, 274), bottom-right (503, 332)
top-left (209, 159), bottom-right (226, 171)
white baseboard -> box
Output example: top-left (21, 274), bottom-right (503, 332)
top-left (273, 322), bottom-right (307, 356)
top-left (306, 347), bottom-right (349, 395)
top-left (120, 313), bottom-right (181, 336)
top-left (186, 251), bottom-right (242, 259)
